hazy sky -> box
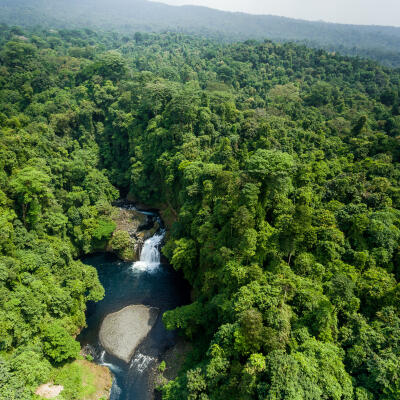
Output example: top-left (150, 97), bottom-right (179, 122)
top-left (156, 0), bottom-right (400, 27)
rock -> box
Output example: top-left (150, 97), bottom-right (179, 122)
top-left (35, 383), bottom-right (63, 399)
top-left (113, 208), bottom-right (148, 234)
top-left (99, 305), bottom-right (159, 363)
top-left (109, 206), bottom-right (161, 261)
top-left (151, 339), bottom-right (193, 398)
top-left (136, 221), bottom-right (160, 242)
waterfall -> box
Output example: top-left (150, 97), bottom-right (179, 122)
top-left (79, 204), bottom-right (189, 400)
top-left (99, 350), bottom-right (122, 373)
top-left (100, 350), bottom-right (105, 363)
top-left (131, 229), bottom-right (165, 272)
top-left (99, 350), bottom-right (122, 400)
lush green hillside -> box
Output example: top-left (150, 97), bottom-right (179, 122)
top-left (1, 26), bottom-right (400, 399)
top-left (1, 0), bottom-right (400, 67)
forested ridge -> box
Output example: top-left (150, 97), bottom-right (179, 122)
top-left (1, 25), bottom-right (400, 399)
top-left (1, 0), bottom-right (400, 67)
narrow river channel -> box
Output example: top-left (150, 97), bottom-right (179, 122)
top-left (78, 207), bottom-right (190, 400)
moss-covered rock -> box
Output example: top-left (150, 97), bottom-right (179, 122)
top-left (109, 230), bottom-right (135, 260)
top-left (108, 206), bottom-right (159, 261)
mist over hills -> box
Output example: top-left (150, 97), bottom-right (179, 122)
top-left (1, 0), bottom-right (400, 66)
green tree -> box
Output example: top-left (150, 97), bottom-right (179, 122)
top-left (42, 323), bottom-right (80, 363)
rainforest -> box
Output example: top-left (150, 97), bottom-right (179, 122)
top-left (1, 24), bottom-right (400, 399)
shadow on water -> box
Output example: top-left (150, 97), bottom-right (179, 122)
top-left (78, 209), bottom-right (191, 400)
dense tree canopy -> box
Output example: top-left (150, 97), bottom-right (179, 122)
top-left (1, 26), bottom-right (400, 399)
top-left (1, 0), bottom-right (400, 67)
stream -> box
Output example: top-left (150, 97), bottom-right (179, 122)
top-left (78, 207), bottom-right (190, 400)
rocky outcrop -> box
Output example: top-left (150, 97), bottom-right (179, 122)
top-left (108, 206), bottom-right (159, 261)
top-left (99, 305), bottom-right (159, 363)
top-left (113, 207), bottom-right (148, 233)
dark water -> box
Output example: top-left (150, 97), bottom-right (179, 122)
top-left (78, 215), bottom-right (190, 400)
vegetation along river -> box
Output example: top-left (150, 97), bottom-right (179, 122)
top-left (78, 206), bottom-right (190, 400)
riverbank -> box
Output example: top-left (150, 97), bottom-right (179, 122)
top-left (36, 359), bottom-right (112, 400)
top-left (151, 339), bottom-right (193, 398)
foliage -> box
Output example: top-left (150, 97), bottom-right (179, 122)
top-left (52, 360), bottom-right (101, 400)
top-left (110, 230), bottom-right (135, 259)
top-left (1, 1), bottom-right (400, 66)
top-left (42, 323), bottom-right (80, 363)
top-left (1, 25), bottom-right (400, 399)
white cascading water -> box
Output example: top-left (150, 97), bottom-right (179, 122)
top-left (79, 209), bottom-right (176, 400)
top-left (131, 229), bottom-right (165, 272)
top-left (129, 353), bottom-right (156, 373)
top-left (99, 350), bottom-right (122, 373)
top-left (100, 350), bottom-right (122, 400)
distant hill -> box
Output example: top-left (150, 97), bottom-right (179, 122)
top-left (1, 0), bottom-right (400, 67)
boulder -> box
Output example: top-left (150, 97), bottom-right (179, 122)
top-left (99, 305), bottom-right (159, 363)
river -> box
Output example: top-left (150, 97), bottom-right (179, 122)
top-left (78, 208), bottom-right (190, 400)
